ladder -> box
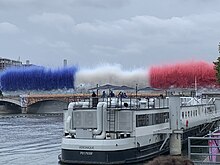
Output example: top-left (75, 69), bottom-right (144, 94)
top-left (107, 108), bottom-right (115, 133)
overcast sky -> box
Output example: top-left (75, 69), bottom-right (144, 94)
top-left (1, 0), bottom-right (220, 69)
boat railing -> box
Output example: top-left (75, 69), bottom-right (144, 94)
top-left (96, 96), bottom-right (169, 109)
top-left (180, 97), bottom-right (215, 107)
top-left (68, 95), bottom-right (214, 109)
top-left (208, 98), bottom-right (216, 105)
top-left (188, 134), bottom-right (220, 164)
top-left (70, 95), bottom-right (169, 109)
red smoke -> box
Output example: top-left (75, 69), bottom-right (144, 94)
top-left (149, 61), bottom-right (217, 89)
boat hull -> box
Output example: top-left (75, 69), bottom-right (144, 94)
top-left (59, 141), bottom-right (169, 165)
top-left (59, 123), bottom-right (218, 165)
top-left (59, 96), bottom-right (220, 164)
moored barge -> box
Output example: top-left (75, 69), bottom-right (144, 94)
top-left (59, 94), bottom-right (220, 164)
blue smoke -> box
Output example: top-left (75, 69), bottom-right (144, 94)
top-left (0, 66), bottom-right (78, 91)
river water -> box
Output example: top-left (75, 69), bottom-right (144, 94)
top-left (0, 114), bottom-right (63, 165)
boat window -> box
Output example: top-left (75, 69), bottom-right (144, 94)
top-left (155, 114), bottom-right (160, 124)
top-left (185, 112), bottom-right (187, 118)
top-left (151, 114), bottom-right (156, 125)
top-left (164, 112), bottom-right (169, 122)
top-left (188, 111), bottom-right (190, 117)
top-left (136, 112), bottom-right (169, 127)
top-left (136, 114), bottom-right (147, 127)
top-left (182, 112), bottom-right (184, 119)
top-left (146, 115), bottom-right (149, 125)
top-left (191, 111), bottom-right (192, 117)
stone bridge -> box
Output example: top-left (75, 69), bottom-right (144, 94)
top-left (0, 97), bottom-right (21, 106)
top-left (0, 94), bottom-right (90, 114)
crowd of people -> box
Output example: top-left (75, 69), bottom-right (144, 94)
top-left (92, 90), bottom-right (127, 98)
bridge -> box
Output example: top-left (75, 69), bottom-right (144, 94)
top-left (0, 97), bottom-right (21, 106)
top-left (0, 94), bottom-right (91, 114)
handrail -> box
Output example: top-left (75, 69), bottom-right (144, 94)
top-left (188, 136), bottom-right (220, 164)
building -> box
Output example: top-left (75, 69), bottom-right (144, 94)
top-left (22, 60), bottom-right (34, 67)
top-left (0, 58), bottom-right (34, 70)
top-left (0, 58), bottom-right (22, 70)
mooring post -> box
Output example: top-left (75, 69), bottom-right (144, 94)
top-left (169, 95), bottom-right (182, 156)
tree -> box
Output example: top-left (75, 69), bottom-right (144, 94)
top-left (213, 56), bottom-right (220, 83)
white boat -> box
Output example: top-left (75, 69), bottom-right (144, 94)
top-left (58, 94), bottom-right (220, 164)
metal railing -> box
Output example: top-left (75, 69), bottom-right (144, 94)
top-left (188, 136), bottom-right (220, 164)
top-left (91, 96), bottom-right (169, 109)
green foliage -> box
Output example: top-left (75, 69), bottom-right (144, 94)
top-left (213, 56), bottom-right (220, 83)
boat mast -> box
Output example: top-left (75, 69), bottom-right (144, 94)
top-left (194, 76), bottom-right (197, 97)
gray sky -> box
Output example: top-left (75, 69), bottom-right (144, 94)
top-left (0, 0), bottom-right (220, 69)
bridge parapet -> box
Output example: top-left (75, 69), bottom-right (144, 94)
top-left (21, 94), bottom-right (91, 107)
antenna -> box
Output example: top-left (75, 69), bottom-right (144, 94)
top-left (195, 76), bottom-right (197, 97)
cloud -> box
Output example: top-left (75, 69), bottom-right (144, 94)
top-left (29, 12), bottom-right (75, 32)
top-left (69, 12), bottom-right (220, 67)
top-left (73, 15), bottom-right (196, 40)
top-left (0, 0), bottom-right (38, 9)
top-left (1, 0), bottom-right (220, 69)
top-left (25, 36), bottom-right (72, 49)
top-left (0, 0), bottom-right (129, 9)
top-left (0, 0), bottom-right (36, 5)
top-left (72, 14), bottom-right (197, 56)
top-left (0, 22), bottom-right (19, 34)
top-left (72, 12), bottom-right (220, 49)
top-left (71, 0), bottom-right (130, 8)
top-left (90, 43), bottom-right (144, 57)
top-left (0, 0), bottom-right (36, 3)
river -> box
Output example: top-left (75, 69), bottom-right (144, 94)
top-left (0, 114), bottom-right (63, 165)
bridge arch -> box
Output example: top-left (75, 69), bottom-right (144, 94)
top-left (28, 99), bottom-right (68, 113)
top-left (0, 98), bottom-right (21, 106)
top-left (0, 98), bottom-right (22, 113)
top-left (28, 98), bottom-right (69, 106)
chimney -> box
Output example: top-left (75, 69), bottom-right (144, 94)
top-left (63, 59), bottom-right (67, 67)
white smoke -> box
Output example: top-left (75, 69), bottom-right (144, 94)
top-left (75, 64), bottom-right (149, 90)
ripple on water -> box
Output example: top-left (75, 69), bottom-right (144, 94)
top-left (0, 115), bottom-right (63, 165)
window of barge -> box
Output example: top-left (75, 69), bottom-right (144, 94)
top-left (136, 112), bottom-right (169, 127)
top-left (182, 112), bottom-right (184, 119)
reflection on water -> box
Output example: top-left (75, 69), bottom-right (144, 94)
top-left (0, 114), bottom-right (147, 165)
